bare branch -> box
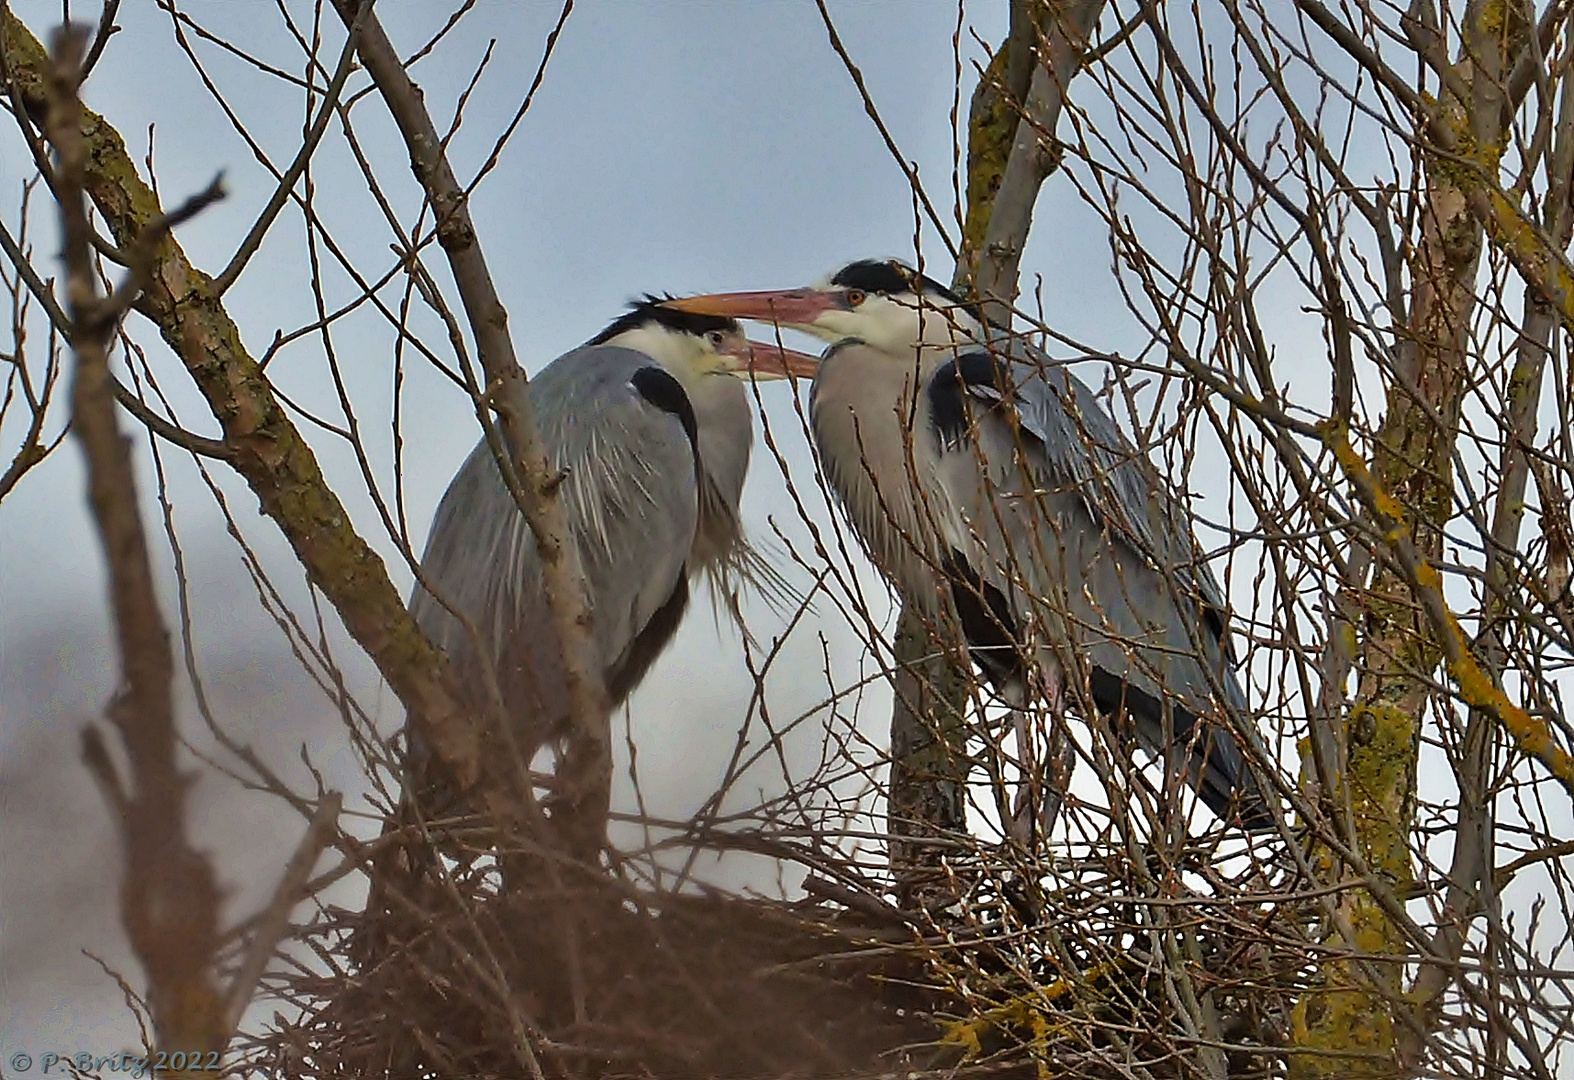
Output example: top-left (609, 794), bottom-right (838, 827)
top-left (79, 0), bottom-right (119, 78)
top-left (323, 0), bottom-right (610, 859)
top-left (222, 792), bottom-right (341, 1037)
top-left (44, 19), bottom-right (225, 1066)
top-left (972, 0), bottom-right (1108, 322)
top-left (211, 2), bottom-right (364, 295)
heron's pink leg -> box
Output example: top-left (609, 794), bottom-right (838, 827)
top-left (1008, 702), bottom-right (1037, 846)
top-left (1039, 666), bottom-right (1075, 837)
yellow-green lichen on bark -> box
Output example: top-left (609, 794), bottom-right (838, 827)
top-left (1470, 0), bottom-right (1532, 69)
top-left (1289, 949), bottom-right (1398, 1074)
top-left (941, 990), bottom-right (1079, 1080)
top-left (1423, 95), bottom-right (1505, 192)
top-left (1288, 890), bottom-right (1408, 1078)
top-left (959, 46), bottom-right (1017, 276)
top-left (1345, 700), bottom-right (1421, 891)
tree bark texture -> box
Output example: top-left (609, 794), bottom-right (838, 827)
top-left (1289, 1), bottom-right (1537, 1072)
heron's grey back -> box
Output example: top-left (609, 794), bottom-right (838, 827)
top-left (409, 345), bottom-right (699, 760)
top-left (937, 345), bottom-right (1268, 819)
top-left (968, 351), bottom-right (1238, 710)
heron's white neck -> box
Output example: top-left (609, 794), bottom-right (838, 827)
top-left (604, 323), bottom-right (719, 382)
top-left (808, 341), bottom-right (955, 614)
top-left (804, 306), bottom-right (981, 365)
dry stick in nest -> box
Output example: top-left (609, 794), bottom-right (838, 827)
top-left (40, 22), bottom-right (337, 1076)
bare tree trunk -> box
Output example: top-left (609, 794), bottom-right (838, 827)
top-left (1404, 93), bottom-right (1573, 1062)
top-left (886, 614), bottom-right (971, 903)
top-left (1289, 1), bottom-right (1536, 1072)
top-left (886, 0), bottom-right (1107, 903)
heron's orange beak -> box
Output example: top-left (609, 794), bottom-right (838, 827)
top-left (715, 337), bottom-right (821, 381)
top-left (664, 288), bottom-right (844, 329)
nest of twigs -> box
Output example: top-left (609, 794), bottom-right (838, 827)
top-left (243, 822), bottom-right (1292, 1080)
top-left (253, 848), bottom-right (944, 1079)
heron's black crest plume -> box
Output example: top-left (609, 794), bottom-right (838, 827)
top-left (590, 294), bottom-right (741, 346)
top-left (829, 259), bottom-right (962, 301)
top-left (831, 260), bottom-right (991, 327)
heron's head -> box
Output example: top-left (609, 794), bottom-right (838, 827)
top-left (663, 259), bottom-right (985, 356)
top-left (591, 297), bottom-right (820, 384)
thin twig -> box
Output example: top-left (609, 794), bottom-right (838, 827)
top-left (222, 792), bottom-right (342, 1037)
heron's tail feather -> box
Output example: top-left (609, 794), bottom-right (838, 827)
top-left (1088, 670), bottom-right (1276, 833)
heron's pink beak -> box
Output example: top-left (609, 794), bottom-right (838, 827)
top-left (716, 337), bottom-right (821, 381)
top-left (664, 288), bottom-right (843, 329)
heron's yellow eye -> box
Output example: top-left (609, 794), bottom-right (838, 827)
top-left (846, 289), bottom-right (867, 307)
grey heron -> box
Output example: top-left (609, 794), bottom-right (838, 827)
top-left (667, 260), bottom-right (1275, 836)
top-left (406, 298), bottom-right (819, 812)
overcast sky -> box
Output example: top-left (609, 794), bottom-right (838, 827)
top-left (5, 0), bottom-right (1569, 1071)
top-left (0, 0), bottom-right (1036, 1056)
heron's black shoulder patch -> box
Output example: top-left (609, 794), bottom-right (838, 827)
top-left (928, 350), bottom-right (1010, 446)
top-left (590, 295), bottom-right (737, 346)
top-left (630, 366), bottom-right (699, 452)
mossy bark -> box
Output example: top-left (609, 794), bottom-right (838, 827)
top-left (959, 47), bottom-right (1017, 276)
top-left (1, 9), bottom-right (510, 837)
top-left (1287, 1), bottom-right (1533, 1073)
top-left (886, 614), bottom-right (972, 905)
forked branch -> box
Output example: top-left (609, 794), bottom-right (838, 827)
top-left (971, 0), bottom-right (1107, 323)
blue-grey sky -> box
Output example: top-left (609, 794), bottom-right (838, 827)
top-left (6, 1), bottom-right (1568, 1071)
top-left (0, 0), bottom-right (1033, 1055)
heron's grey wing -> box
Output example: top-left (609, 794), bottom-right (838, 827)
top-left (932, 348), bottom-right (1270, 828)
top-left (988, 339), bottom-right (1228, 615)
top-left (410, 345), bottom-right (699, 755)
